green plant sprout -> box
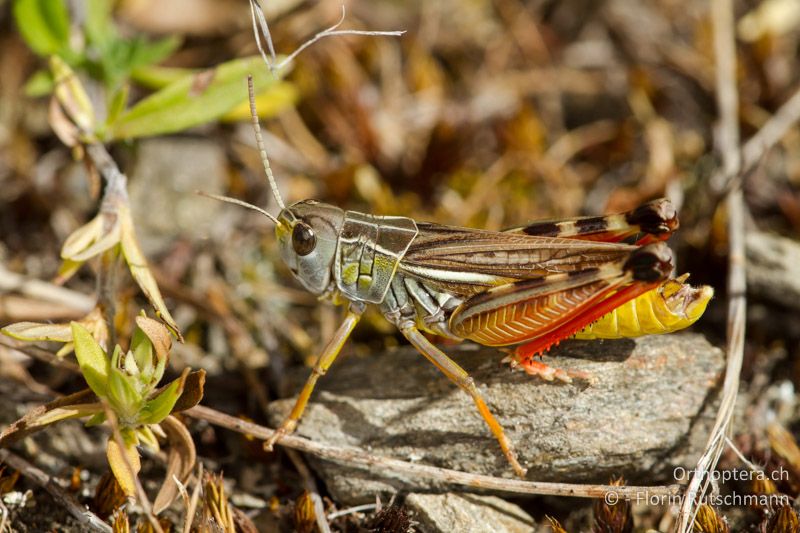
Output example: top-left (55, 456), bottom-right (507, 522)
top-left (0, 316), bottom-right (205, 513)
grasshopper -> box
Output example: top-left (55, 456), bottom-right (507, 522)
top-left (207, 78), bottom-right (713, 477)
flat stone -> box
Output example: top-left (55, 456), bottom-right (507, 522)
top-left (747, 231), bottom-right (800, 311)
top-left (128, 137), bottom-right (227, 255)
top-left (268, 333), bottom-right (723, 503)
top-left (405, 493), bottom-right (536, 533)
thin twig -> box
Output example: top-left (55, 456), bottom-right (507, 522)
top-left (711, 84), bottom-right (800, 194)
top-left (84, 143), bottom-right (130, 347)
top-left (0, 449), bottom-right (112, 533)
top-left (182, 463), bottom-right (204, 533)
top-left (185, 405), bottom-right (680, 500)
top-left (676, 0), bottom-right (746, 530)
top-left (327, 503), bottom-right (378, 521)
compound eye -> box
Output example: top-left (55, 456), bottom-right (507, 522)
top-left (291, 222), bottom-right (316, 256)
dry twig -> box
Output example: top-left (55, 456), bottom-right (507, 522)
top-left (185, 405), bottom-right (680, 500)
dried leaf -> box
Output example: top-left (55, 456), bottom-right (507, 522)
top-left (0, 388), bottom-right (98, 446)
top-left (61, 213), bottom-right (122, 262)
top-left (71, 322), bottom-right (110, 398)
top-left (170, 369), bottom-right (206, 413)
top-left (119, 206), bottom-right (183, 341)
top-left (1, 321), bottom-right (73, 343)
top-left (0, 466), bottom-right (20, 494)
top-left (1, 307), bottom-right (107, 355)
top-left (106, 430), bottom-right (141, 498)
top-left (134, 316), bottom-right (172, 362)
top-left (50, 55), bottom-right (96, 136)
top-left (152, 415), bottom-right (196, 514)
top-left (49, 93), bottom-right (80, 148)
top-left (92, 471), bottom-right (128, 519)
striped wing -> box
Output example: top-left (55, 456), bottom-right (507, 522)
top-left (448, 243), bottom-right (673, 349)
top-left (398, 222), bottom-right (636, 297)
top-left (505, 198), bottom-right (679, 245)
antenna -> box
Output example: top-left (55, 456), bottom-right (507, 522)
top-left (196, 190), bottom-right (280, 225)
top-left (248, 75), bottom-right (285, 210)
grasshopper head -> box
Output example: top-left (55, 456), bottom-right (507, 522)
top-left (276, 200), bottom-right (345, 295)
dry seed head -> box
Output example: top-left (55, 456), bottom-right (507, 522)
top-left (111, 510), bottom-right (130, 533)
top-left (365, 504), bottom-right (413, 532)
top-left (201, 471), bottom-right (235, 533)
top-left (546, 516), bottom-right (569, 533)
top-left (292, 490), bottom-right (317, 533)
top-left (692, 504), bottom-right (730, 533)
top-left (764, 504), bottom-right (800, 533)
top-left (593, 477), bottom-right (632, 533)
top-left (768, 423), bottom-right (800, 475)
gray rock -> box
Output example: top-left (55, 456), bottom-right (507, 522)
top-left (128, 138), bottom-right (227, 255)
top-left (405, 493), bottom-right (535, 533)
top-left (269, 333), bottom-right (723, 503)
top-left (747, 231), bottom-right (800, 310)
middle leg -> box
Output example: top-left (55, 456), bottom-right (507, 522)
top-left (399, 324), bottom-right (527, 478)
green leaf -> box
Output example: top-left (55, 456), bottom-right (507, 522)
top-left (85, 412), bottom-right (106, 427)
top-left (135, 425), bottom-right (160, 453)
top-left (84, 0), bottom-right (117, 51)
top-left (125, 36), bottom-right (182, 72)
top-left (134, 316), bottom-right (171, 384)
top-left (108, 55), bottom-right (290, 140)
top-left (107, 367), bottom-right (142, 421)
top-left (130, 65), bottom-right (195, 90)
top-left (130, 326), bottom-right (153, 382)
top-left (137, 369), bottom-right (189, 425)
top-left (106, 83), bottom-right (129, 125)
top-left (23, 69), bottom-right (54, 97)
top-left (221, 80), bottom-right (298, 122)
top-left (71, 322), bottom-right (109, 398)
top-left (13, 0), bottom-right (71, 56)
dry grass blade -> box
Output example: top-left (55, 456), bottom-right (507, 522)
top-left (676, 0), bottom-right (746, 531)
